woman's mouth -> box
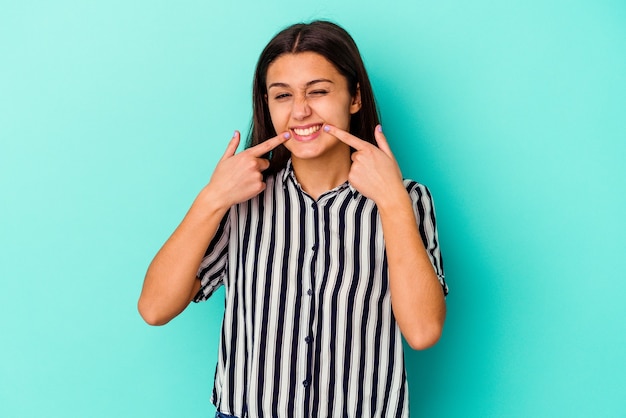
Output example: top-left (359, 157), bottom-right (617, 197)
top-left (291, 124), bottom-right (323, 141)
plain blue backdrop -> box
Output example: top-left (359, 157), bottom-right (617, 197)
top-left (1, 0), bottom-right (625, 417)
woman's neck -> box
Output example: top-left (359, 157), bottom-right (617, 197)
top-left (291, 152), bottom-right (352, 200)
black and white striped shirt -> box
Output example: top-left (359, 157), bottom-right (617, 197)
top-left (195, 161), bottom-right (447, 418)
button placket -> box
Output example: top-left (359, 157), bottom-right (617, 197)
top-left (303, 199), bottom-right (320, 399)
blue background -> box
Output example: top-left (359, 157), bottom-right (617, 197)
top-left (1, 0), bottom-right (625, 417)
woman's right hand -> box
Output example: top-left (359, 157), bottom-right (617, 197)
top-left (138, 130), bottom-right (290, 326)
top-left (202, 130), bottom-right (290, 210)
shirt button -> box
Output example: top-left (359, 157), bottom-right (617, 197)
top-left (311, 244), bottom-right (317, 251)
top-left (303, 380), bottom-right (309, 387)
top-left (307, 289), bottom-right (313, 296)
top-left (305, 336), bottom-right (312, 343)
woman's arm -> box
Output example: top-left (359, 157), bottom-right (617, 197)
top-left (138, 190), bottom-right (229, 326)
top-left (324, 124), bottom-right (446, 349)
top-left (375, 185), bottom-right (446, 349)
top-left (137, 131), bottom-right (290, 325)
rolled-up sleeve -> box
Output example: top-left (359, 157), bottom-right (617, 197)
top-left (405, 181), bottom-right (448, 296)
top-left (193, 211), bottom-right (231, 302)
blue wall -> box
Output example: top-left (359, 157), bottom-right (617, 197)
top-left (1, 1), bottom-right (624, 417)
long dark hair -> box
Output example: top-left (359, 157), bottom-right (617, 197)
top-left (247, 20), bottom-right (380, 174)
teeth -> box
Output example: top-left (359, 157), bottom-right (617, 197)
top-left (293, 125), bottom-right (321, 136)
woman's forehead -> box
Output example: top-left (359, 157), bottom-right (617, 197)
top-left (266, 52), bottom-right (344, 88)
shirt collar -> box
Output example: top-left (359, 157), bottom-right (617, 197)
top-left (281, 159), bottom-right (294, 184)
top-left (281, 158), bottom-right (360, 199)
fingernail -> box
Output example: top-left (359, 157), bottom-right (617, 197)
top-left (377, 125), bottom-right (383, 133)
top-left (233, 130), bottom-right (238, 137)
top-left (283, 132), bottom-right (291, 139)
top-left (323, 125), bottom-right (331, 132)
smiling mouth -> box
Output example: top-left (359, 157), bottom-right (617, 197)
top-left (292, 124), bottom-right (322, 136)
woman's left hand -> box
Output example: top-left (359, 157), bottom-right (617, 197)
top-left (324, 124), bottom-right (405, 206)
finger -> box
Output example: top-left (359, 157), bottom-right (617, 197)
top-left (249, 132), bottom-right (291, 157)
top-left (221, 131), bottom-right (240, 161)
top-left (373, 125), bottom-right (394, 157)
top-left (323, 124), bottom-right (367, 150)
top-left (256, 157), bottom-right (270, 171)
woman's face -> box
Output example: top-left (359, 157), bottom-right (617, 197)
top-left (265, 52), bottom-right (361, 164)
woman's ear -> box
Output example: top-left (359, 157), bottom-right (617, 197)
top-left (350, 83), bottom-right (362, 114)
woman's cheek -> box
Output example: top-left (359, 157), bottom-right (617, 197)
top-left (269, 104), bottom-right (289, 131)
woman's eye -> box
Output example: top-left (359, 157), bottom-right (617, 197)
top-left (274, 93), bottom-right (291, 100)
top-left (307, 90), bottom-right (328, 97)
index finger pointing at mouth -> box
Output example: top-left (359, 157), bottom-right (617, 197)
top-left (323, 124), bottom-right (367, 150)
top-left (249, 132), bottom-right (291, 157)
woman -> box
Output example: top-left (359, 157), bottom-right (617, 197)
top-left (138, 20), bottom-right (448, 417)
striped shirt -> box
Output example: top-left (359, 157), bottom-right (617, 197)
top-left (194, 160), bottom-right (447, 418)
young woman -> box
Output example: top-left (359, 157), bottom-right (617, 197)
top-left (138, 20), bottom-right (448, 418)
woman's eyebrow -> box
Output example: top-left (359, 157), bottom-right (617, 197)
top-left (267, 78), bottom-right (334, 90)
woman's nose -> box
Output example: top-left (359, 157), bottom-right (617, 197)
top-left (291, 97), bottom-right (312, 120)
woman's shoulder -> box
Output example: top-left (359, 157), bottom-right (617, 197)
top-left (402, 179), bottom-right (436, 204)
top-left (402, 178), bottom-right (430, 192)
